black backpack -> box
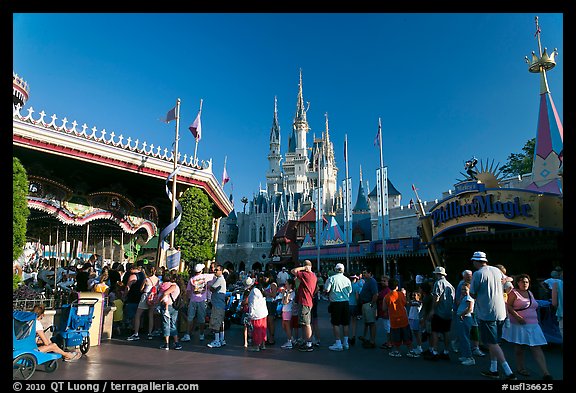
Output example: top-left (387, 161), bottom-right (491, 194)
top-left (170, 293), bottom-right (185, 311)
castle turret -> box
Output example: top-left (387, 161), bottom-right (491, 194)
top-left (13, 72), bottom-right (30, 109)
top-left (266, 96), bottom-right (283, 196)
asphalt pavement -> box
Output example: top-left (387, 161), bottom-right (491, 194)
top-left (24, 299), bottom-right (564, 386)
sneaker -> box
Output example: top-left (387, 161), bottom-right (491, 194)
top-left (220, 340), bottom-right (226, 346)
top-left (406, 350), bottom-right (420, 358)
top-left (472, 347), bottom-right (486, 357)
top-left (343, 343), bottom-right (349, 350)
top-left (313, 341), bottom-right (320, 347)
top-left (159, 343), bottom-right (169, 350)
top-left (247, 346), bottom-right (260, 352)
top-left (389, 351), bottom-right (402, 357)
top-left (503, 373), bottom-right (517, 381)
top-left (260, 344), bottom-right (267, 350)
top-left (174, 342), bottom-right (183, 350)
top-left (199, 334), bottom-right (205, 341)
top-left (349, 337), bottom-right (356, 346)
top-left (413, 347), bottom-right (423, 355)
top-left (298, 345), bottom-right (314, 352)
top-left (481, 370), bottom-right (500, 379)
top-left (180, 334), bottom-right (191, 342)
top-left (329, 343), bottom-right (343, 351)
top-left (281, 341), bottom-right (293, 349)
top-left (207, 340), bottom-right (221, 348)
top-left (380, 343), bottom-right (393, 350)
top-left (127, 334), bottom-right (140, 341)
top-left (458, 356), bottom-right (468, 362)
top-left (147, 334), bottom-right (153, 340)
top-left (461, 357), bottom-right (476, 366)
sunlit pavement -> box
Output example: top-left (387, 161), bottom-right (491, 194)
top-left (27, 300), bottom-right (563, 382)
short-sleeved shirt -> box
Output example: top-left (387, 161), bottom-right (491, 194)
top-left (470, 265), bottom-right (507, 321)
top-left (324, 272), bottom-right (352, 302)
top-left (295, 270), bottom-right (317, 307)
top-left (187, 273), bottom-right (215, 303)
top-left (359, 276), bottom-right (379, 304)
top-left (385, 290), bottom-right (409, 329)
top-left (349, 281), bottom-right (362, 306)
top-left (210, 275), bottom-right (227, 310)
top-left (457, 294), bottom-right (474, 318)
top-left (432, 276), bottom-right (455, 319)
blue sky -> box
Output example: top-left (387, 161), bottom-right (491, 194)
top-left (13, 13), bottom-right (563, 213)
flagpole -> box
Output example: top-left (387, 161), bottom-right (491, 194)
top-left (344, 134), bottom-right (350, 272)
top-left (193, 99), bottom-right (203, 166)
top-left (170, 98), bottom-right (181, 248)
top-left (378, 117), bottom-right (387, 277)
top-left (222, 155), bottom-right (227, 186)
top-left (316, 141), bottom-right (322, 273)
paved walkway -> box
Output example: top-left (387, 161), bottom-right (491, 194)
top-left (27, 300), bottom-right (563, 382)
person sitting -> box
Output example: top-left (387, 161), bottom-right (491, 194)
top-left (32, 304), bottom-right (81, 362)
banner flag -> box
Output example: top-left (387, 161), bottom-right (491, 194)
top-left (189, 111), bottom-right (202, 140)
top-left (159, 166), bottom-right (183, 250)
top-left (164, 106), bottom-right (177, 123)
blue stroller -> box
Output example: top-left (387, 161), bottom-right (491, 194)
top-left (51, 298), bottom-right (99, 354)
top-left (13, 311), bottom-right (61, 380)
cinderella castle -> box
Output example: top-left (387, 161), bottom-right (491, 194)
top-left (216, 71), bottom-right (406, 273)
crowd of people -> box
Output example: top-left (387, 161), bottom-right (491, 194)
top-left (18, 251), bottom-right (562, 381)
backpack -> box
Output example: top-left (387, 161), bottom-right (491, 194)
top-left (146, 282), bottom-right (159, 307)
top-left (170, 292), bottom-right (185, 311)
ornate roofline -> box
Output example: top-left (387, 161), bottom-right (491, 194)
top-left (13, 105), bottom-right (233, 217)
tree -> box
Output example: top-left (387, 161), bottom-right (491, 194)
top-left (241, 196), bottom-right (248, 213)
top-left (13, 157), bottom-right (30, 261)
top-left (500, 138), bottom-right (535, 177)
top-left (175, 187), bottom-right (217, 266)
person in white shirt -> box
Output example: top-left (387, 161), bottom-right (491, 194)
top-left (32, 304), bottom-right (80, 362)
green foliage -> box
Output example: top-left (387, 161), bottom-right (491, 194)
top-left (13, 273), bottom-right (22, 291)
top-left (113, 237), bottom-right (142, 263)
top-left (175, 187), bottom-right (217, 266)
top-left (13, 157), bottom-right (30, 261)
top-left (500, 138), bottom-right (535, 177)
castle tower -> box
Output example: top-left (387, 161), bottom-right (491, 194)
top-left (319, 113), bottom-right (338, 214)
top-left (283, 69), bottom-right (310, 195)
top-left (266, 96), bottom-right (283, 196)
top-left (524, 16), bottom-right (563, 194)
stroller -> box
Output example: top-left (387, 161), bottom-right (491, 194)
top-left (51, 298), bottom-right (99, 354)
top-left (13, 311), bottom-right (61, 380)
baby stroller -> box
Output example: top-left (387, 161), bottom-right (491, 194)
top-left (13, 311), bottom-right (61, 380)
top-left (51, 298), bottom-right (99, 354)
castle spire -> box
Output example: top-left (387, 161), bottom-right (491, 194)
top-left (524, 16), bottom-right (563, 195)
top-left (295, 68), bottom-right (307, 123)
top-left (270, 95), bottom-right (280, 143)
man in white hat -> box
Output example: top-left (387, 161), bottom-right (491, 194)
top-left (324, 263), bottom-right (353, 351)
top-left (469, 251), bottom-right (517, 380)
top-left (423, 266), bottom-right (455, 361)
top-left (276, 266), bottom-right (290, 287)
top-left (180, 262), bottom-right (214, 342)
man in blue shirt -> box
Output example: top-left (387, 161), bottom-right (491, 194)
top-left (358, 268), bottom-right (379, 348)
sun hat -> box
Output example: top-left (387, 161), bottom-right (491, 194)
top-left (244, 277), bottom-right (254, 287)
top-left (350, 275), bottom-right (359, 280)
top-left (194, 263), bottom-right (205, 273)
top-left (470, 251), bottom-right (488, 262)
top-left (335, 263), bottom-right (345, 272)
top-left (432, 266), bottom-right (447, 276)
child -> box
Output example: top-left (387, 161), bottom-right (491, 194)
top-left (407, 291), bottom-right (423, 356)
top-left (384, 278), bottom-right (412, 358)
top-left (158, 280), bottom-right (173, 316)
top-left (112, 284), bottom-right (125, 336)
top-left (280, 278), bottom-right (296, 349)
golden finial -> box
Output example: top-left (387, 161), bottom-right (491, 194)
top-left (524, 16), bottom-right (558, 94)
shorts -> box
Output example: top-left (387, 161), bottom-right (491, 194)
top-left (291, 315), bottom-right (299, 329)
top-left (208, 307), bottom-right (225, 331)
top-left (478, 320), bottom-right (504, 345)
top-left (329, 301), bottom-right (350, 326)
top-left (431, 314), bottom-right (452, 333)
top-left (389, 325), bottom-right (413, 346)
top-left (299, 305), bottom-right (312, 326)
top-left (282, 311), bottom-right (292, 321)
top-left (187, 301), bottom-right (207, 323)
top-left (137, 293), bottom-right (149, 310)
top-left (470, 324), bottom-right (480, 342)
top-left (376, 317), bottom-right (391, 333)
top-left (349, 304), bottom-right (360, 317)
top-left (361, 303), bottom-right (377, 324)
top-left (266, 301), bottom-right (277, 316)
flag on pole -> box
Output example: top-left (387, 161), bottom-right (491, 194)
top-left (374, 118), bottom-right (382, 147)
top-left (189, 111), bottom-right (202, 140)
top-left (412, 184), bottom-right (417, 191)
top-left (164, 106), bottom-right (177, 123)
top-left (222, 166), bottom-right (230, 186)
top-left (534, 25), bottom-right (541, 37)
